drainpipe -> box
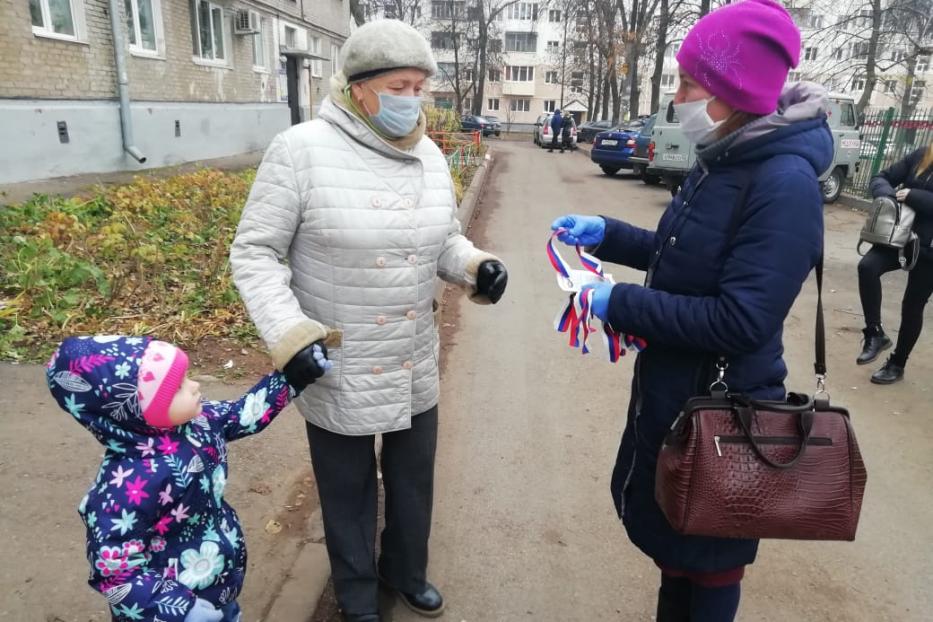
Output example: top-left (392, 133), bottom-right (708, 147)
top-left (106, 0), bottom-right (146, 162)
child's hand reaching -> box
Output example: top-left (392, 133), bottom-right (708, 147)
top-left (185, 598), bottom-right (223, 622)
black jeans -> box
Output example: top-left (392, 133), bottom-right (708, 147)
top-left (550, 132), bottom-right (559, 150)
top-left (858, 245), bottom-right (933, 366)
top-left (305, 407), bottom-right (438, 615)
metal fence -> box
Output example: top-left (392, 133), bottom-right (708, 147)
top-left (428, 130), bottom-right (483, 174)
top-left (845, 107), bottom-right (933, 198)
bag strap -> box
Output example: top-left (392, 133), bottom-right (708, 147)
top-left (734, 400), bottom-right (815, 469)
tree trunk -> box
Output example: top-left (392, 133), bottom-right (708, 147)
top-left (610, 70), bottom-right (621, 123)
top-left (627, 43), bottom-right (641, 117)
top-left (601, 75), bottom-right (610, 120)
top-left (473, 6), bottom-right (488, 115)
top-left (699, 0), bottom-right (711, 17)
top-left (900, 52), bottom-right (919, 118)
top-left (349, 0), bottom-right (366, 26)
top-left (650, 0), bottom-right (669, 114)
top-left (856, 0), bottom-right (883, 116)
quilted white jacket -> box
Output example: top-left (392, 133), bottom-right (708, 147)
top-left (230, 96), bottom-right (496, 435)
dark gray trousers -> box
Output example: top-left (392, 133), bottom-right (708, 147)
top-left (305, 406), bottom-right (438, 615)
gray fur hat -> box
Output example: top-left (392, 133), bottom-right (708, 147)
top-left (340, 19), bottom-right (437, 82)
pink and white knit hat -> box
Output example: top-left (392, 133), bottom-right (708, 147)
top-left (137, 340), bottom-right (189, 428)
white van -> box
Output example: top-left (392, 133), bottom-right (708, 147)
top-left (648, 90), bottom-right (861, 203)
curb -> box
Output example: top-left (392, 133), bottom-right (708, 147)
top-left (434, 153), bottom-right (494, 301)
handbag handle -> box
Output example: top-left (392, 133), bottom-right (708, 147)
top-left (733, 400), bottom-right (815, 470)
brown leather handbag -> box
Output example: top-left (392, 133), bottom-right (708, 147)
top-left (655, 260), bottom-right (868, 541)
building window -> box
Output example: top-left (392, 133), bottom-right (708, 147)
top-left (505, 32), bottom-right (536, 53)
top-left (383, 2), bottom-right (397, 18)
top-left (463, 97), bottom-right (473, 112)
top-left (917, 55), bottom-right (930, 73)
top-left (804, 47), bottom-right (818, 61)
top-left (432, 31), bottom-right (457, 50)
top-left (666, 42), bottom-right (680, 57)
top-left (435, 97), bottom-right (453, 109)
top-left (548, 9), bottom-right (561, 22)
top-left (506, 2), bottom-right (537, 20)
top-left (252, 16), bottom-right (267, 69)
top-left (437, 62), bottom-right (457, 81)
top-left (284, 25), bottom-right (297, 48)
top-left (856, 9), bottom-right (871, 28)
top-left (891, 49), bottom-right (906, 63)
top-left (488, 98), bottom-right (500, 111)
top-left (787, 71), bottom-right (802, 83)
top-left (310, 36), bottom-right (323, 77)
top-left (660, 74), bottom-right (676, 88)
top-left (806, 14), bottom-right (824, 29)
top-left (851, 75), bottom-right (866, 91)
top-left (545, 71), bottom-right (558, 83)
top-left (432, 1), bottom-right (464, 19)
top-left (544, 100), bottom-right (556, 112)
top-left (124, 0), bottom-right (162, 54)
top-left (833, 47), bottom-right (844, 60)
top-left (912, 80), bottom-right (927, 103)
top-left (194, 0), bottom-right (226, 62)
top-left (852, 42), bottom-right (870, 58)
top-left (884, 79), bottom-right (897, 94)
top-left (488, 68), bottom-right (501, 82)
top-left (505, 65), bottom-right (534, 81)
top-left (510, 98), bottom-right (530, 112)
top-left (547, 40), bottom-right (559, 53)
top-left (30, 0), bottom-right (85, 41)
top-left (331, 43), bottom-right (340, 75)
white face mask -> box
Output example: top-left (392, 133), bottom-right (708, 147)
top-left (674, 97), bottom-right (724, 145)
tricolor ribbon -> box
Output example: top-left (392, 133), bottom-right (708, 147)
top-left (548, 229), bottom-right (647, 362)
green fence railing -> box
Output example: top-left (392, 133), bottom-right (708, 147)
top-left (845, 107), bottom-right (933, 199)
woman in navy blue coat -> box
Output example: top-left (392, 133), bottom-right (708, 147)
top-left (552, 2), bottom-right (833, 620)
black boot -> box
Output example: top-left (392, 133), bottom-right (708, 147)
top-left (871, 357), bottom-right (905, 385)
top-left (392, 582), bottom-right (445, 618)
top-left (857, 326), bottom-right (892, 365)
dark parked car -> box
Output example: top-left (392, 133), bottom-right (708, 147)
top-left (629, 114), bottom-right (661, 185)
top-left (481, 115), bottom-right (502, 136)
top-left (577, 120), bottom-right (614, 143)
top-left (461, 115), bottom-right (495, 136)
top-left (590, 123), bottom-right (644, 176)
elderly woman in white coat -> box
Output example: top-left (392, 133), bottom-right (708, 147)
top-left (230, 19), bottom-right (507, 622)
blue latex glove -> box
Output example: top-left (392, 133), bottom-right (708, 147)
top-left (185, 598), bottom-right (223, 622)
top-left (581, 282), bottom-right (614, 323)
top-left (551, 215), bottom-right (606, 246)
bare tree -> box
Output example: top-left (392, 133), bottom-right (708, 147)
top-left (470, 0), bottom-right (523, 116)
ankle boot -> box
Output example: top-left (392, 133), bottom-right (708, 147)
top-left (857, 326), bottom-right (892, 365)
top-left (871, 357), bottom-right (905, 385)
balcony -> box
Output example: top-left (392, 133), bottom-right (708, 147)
top-left (502, 81), bottom-right (536, 96)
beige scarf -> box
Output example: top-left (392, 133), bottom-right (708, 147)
top-left (329, 72), bottom-right (427, 152)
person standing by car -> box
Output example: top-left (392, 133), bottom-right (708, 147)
top-left (548, 109), bottom-right (563, 152)
top-left (551, 1), bottom-right (830, 620)
top-left (230, 20), bottom-right (508, 622)
top-left (856, 144), bottom-right (933, 384)
top-left (560, 115), bottom-right (574, 153)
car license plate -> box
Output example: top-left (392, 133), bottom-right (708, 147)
top-left (662, 153), bottom-right (687, 162)
top-left (601, 139), bottom-right (618, 146)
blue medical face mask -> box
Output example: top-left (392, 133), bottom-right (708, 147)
top-left (366, 86), bottom-right (423, 138)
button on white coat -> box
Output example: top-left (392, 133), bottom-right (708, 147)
top-left (376, 315), bottom-right (387, 325)
top-left (402, 361), bottom-right (413, 370)
top-left (406, 310), bottom-right (417, 320)
top-left (403, 198), bottom-right (414, 209)
top-left (372, 366), bottom-right (383, 375)
top-left (371, 196), bottom-right (382, 208)
top-left (407, 255), bottom-right (417, 264)
top-left (376, 257), bottom-right (386, 267)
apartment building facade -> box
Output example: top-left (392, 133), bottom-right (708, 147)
top-left (1, 0), bottom-right (349, 184)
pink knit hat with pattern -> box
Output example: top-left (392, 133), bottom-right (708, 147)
top-left (676, 0), bottom-right (801, 115)
top-left (137, 341), bottom-right (189, 428)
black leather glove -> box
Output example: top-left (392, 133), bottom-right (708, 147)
top-left (476, 260), bottom-right (508, 304)
top-left (283, 341), bottom-right (331, 394)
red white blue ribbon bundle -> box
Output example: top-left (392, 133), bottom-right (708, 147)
top-left (548, 229), bottom-right (647, 362)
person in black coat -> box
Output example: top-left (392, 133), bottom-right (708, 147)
top-left (857, 144), bottom-right (933, 383)
top-left (560, 115), bottom-right (574, 153)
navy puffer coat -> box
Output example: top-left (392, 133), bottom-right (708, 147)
top-left (596, 84), bottom-right (834, 573)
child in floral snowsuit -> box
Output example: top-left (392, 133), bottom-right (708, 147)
top-left (46, 335), bottom-right (313, 622)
